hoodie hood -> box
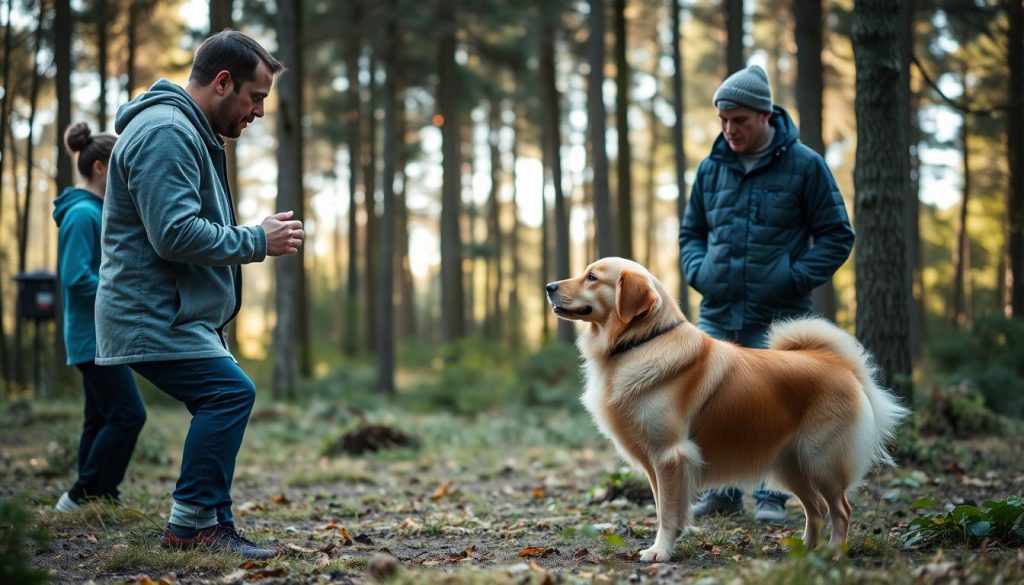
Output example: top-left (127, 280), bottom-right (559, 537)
top-left (53, 187), bottom-right (101, 227)
top-left (114, 79), bottom-right (223, 150)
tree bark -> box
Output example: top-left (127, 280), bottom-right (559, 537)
top-left (614, 0), bottom-right (633, 259)
top-left (0, 0), bottom-right (11, 389)
top-left (508, 87), bottom-right (523, 353)
top-left (364, 53), bottom-right (379, 350)
top-left (273, 0), bottom-right (305, 399)
top-left (793, 0), bottom-right (838, 322)
top-left (97, 0), bottom-right (108, 130)
top-left (900, 0), bottom-right (923, 357)
top-left (670, 0), bottom-right (690, 317)
top-left (951, 108), bottom-right (971, 326)
top-left (587, 0), bottom-right (615, 257)
top-left (486, 98), bottom-right (504, 340)
top-left (541, 22), bottom-right (573, 343)
top-left (54, 0), bottom-right (72, 373)
top-left (438, 0), bottom-right (465, 343)
top-left (1008, 0), bottom-right (1024, 317)
top-left (395, 78), bottom-right (416, 338)
top-left (852, 0), bottom-right (912, 401)
top-left (725, 0), bottom-right (744, 73)
top-left (344, 6), bottom-right (362, 356)
top-left (376, 0), bottom-right (398, 393)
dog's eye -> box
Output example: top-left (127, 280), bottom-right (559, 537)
top-left (586, 272), bottom-right (598, 282)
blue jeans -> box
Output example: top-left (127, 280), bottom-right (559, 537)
top-left (131, 358), bottom-right (255, 526)
top-left (697, 318), bottom-right (789, 507)
top-left (70, 362), bottom-right (146, 502)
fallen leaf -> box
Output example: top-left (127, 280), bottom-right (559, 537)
top-left (534, 488), bottom-right (545, 498)
top-left (315, 552), bottom-right (331, 567)
top-left (283, 543), bottom-right (318, 555)
top-left (319, 522), bottom-right (338, 531)
top-left (516, 546), bottom-right (558, 558)
top-left (126, 576), bottom-right (156, 585)
top-left (269, 493), bottom-right (291, 506)
top-left (83, 534), bottom-right (98, 543)
top-left (249, 567), bottom-right (288, 579)
top-left (529, 560), bottom-right (547, 573)
top-left (431, 481), bottom-right (450, 500)
top-left (339, 526), bottom-right (353, 545)
top-left (220, 569), bottom-right (246, 584)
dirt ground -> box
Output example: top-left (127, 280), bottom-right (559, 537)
top-left (2, 399), bottom-right (1023, 584)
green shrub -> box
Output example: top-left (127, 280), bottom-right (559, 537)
top-left (929, 315), bottom-right (1024, 419)
top-left (901, 496), bottom-right (1024, 548)
top-left (0, 499), bottom-right (50, 585)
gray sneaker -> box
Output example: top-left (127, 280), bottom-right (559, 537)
top-left (691, 491), bottom-right (743, 518)
top-left (753, 499), bottom-right (787, 523)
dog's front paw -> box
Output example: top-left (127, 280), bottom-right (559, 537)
top-left (639, 546), bottom-right (672, 562)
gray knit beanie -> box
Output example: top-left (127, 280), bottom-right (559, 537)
top-left (712, 65), bottom-right (773, 113)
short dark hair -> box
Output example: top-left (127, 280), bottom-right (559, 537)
top-left (189, 29), bottom-right (285, 92)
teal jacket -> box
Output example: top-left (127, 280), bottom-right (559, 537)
top-left (95, 80), bottom-right (267, 365)
top-left (680, 106), bottom-right (854, 330)
top-left (53, 187), bottom-right (103, 365)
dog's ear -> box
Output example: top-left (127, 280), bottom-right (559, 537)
top-left (616, 270), bottom-right (656, 323)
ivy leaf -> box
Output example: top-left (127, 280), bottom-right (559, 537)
top-left (966, 520), bottom-right (992, 539)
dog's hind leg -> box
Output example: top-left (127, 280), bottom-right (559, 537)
top-left (822, 486), bottom-right (852, 551)
top-left (775, 455), bottom-right (827, 548)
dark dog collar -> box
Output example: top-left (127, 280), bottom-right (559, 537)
top-left (610, 321), bottom-right (684, 357)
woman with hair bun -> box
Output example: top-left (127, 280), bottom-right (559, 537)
top-left (52, 122), bottom-right (146, 513)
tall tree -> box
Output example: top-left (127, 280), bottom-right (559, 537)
top-left (395, 92), bottom-right (417, 338)
top-left (508, 88), bottom-right (524, 352)
top-left (273, 0), bottom-right (305, 399)
top-left (344, 3), bottom-right (363, 356)
top-left (376, 0), bottom-right (398, 393)
top-left (540, 21), bottom-right (573, 342)
top-left (613, 0), bottom-right (633, 259)
top-left (54, 0), bottom-right (72, 373)
top-left (1008, 0), bottom-right (1024, 317)
top-left (0, 0), bottom-right (15, 389)
top-left (587, 0), bottom-right (615, 257)
top-left (486, 97), bottom-right (503, 340)
top-left (14, 0), bottom-right (47, 390)
top-left (670, 0), bottom-right (690, 316)
top-left (951, 106), bottom-right (972, 326)
top-left (852, 0), bottom-right (911, 401)
top-left (364, 53), bottom-right (379, 350)
top-left (793, 0), bottom-right (838, 322)
top-left (438, 0), bottom-right (465, 343)
top-left (95, 0), bottom-right (108, 129)
top-left (725, 0), bottom-right (744, 73)
top-left (210, 0), bottom-right (232, 31)
top-left (900, 0), bottom-right (923, 358)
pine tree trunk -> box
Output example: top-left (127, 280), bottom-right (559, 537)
top-left (273, 0), bottom-right (304, 399)
top-left (951, 109), bottom-right (971, 326)
top-left (0, 0), bottom-right (11, 390)
top-left (614, 0), bottom-right (633, 259)
top-left (852, 0), bottom-right (912, 401)
top-left (725, 0), bottom-right (744, 73)
top-left (395, 81), bottom-right (417, 338)
top-left (901, 0), bottom-right (924, 357)
top-left (1007, 0), bottom-right (1024, 317)
top-left (487, 98), bottom-right (503, 340)
top-left (508, 78), bottom-right (524, 354)
top-left (344, 9), bottom-right (362, 356)
top-left (376, 0), bottom-right (398, 393)
top-left (438, 0), bottom-right (465, 343)
top-left (54, 0), bottom-right (72, 377)
top-left (670, 0), bottom-right (690, 317)
top-left (794, 0), bottom-right (838, 322)
top-left (588, 0), bottom-right (615, 257)
top-left (97, 0), bottom-right (108, 130)
top-left (364, 54), bottom-right (379, 350)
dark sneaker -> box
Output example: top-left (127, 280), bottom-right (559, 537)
top-left (753, 499), bottom-right (787, 523)
top-left (691, 491), bottom-right (744, 518)
top-left (161, 524), bottom-right (277, 559)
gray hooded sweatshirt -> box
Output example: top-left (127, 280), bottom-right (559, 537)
top-left (95, 80), bottom-right (267, 365)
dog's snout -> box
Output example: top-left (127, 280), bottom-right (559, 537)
top-left (545, 282), bottom-right (559, 293)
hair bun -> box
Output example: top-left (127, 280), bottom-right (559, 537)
top-left (63, 122), bottom-right (93, 154)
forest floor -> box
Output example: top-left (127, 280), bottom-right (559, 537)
top-left (3, 395), bottom-right (1023, 584)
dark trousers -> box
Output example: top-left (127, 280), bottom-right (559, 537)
top-left (131, 357), bottom-right (255, 525)
top-left (697, 318), bottom-right (790, 506)
top-left (70, 362), bottom-right (146, 502)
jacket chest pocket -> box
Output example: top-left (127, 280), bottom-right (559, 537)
top-left (755, 189), bottom-right (801, 227)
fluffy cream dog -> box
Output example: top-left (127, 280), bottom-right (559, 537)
top-left (545, 257), bottom-right (909, 561)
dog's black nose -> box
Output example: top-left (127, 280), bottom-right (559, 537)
top-left (545, 282), bottom-right (558, 293)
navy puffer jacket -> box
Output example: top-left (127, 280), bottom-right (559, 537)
top-left (680, 105), bottom-right (854, 331)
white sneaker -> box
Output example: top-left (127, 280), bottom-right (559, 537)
top-left (55, 492), bottom-right (80, 513)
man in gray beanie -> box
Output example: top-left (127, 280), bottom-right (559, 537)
top-left (680, 64), bottom-right (854, 523)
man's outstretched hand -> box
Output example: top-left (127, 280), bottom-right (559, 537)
top-left (262, 211), bottom-right (304, 257)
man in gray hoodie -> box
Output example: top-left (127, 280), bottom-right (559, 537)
top-left (96, 30), bottom-right (302, 559)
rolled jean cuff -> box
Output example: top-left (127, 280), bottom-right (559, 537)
top-left (169, 500), bottom-right (218, 530)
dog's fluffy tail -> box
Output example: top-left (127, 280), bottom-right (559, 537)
top-left (767, 318), bottom-right (911, 472)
